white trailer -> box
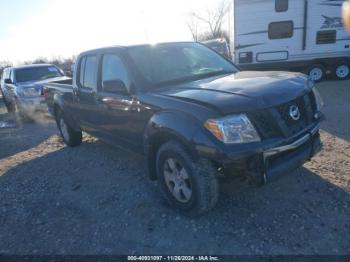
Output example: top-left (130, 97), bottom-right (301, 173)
top-left (232, 0), bottom-right (350, 81)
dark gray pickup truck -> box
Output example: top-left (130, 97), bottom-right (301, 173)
top-left (44, 42), bottom-right (324, 215)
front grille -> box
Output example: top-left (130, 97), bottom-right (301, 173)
top-left (276, 95), bottom-right (308, 136)
top-left (249, 92), bottom-right (317, 139)
top-left (249, 110), bottom-right (280, 139)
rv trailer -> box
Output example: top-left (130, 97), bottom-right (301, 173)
top-left (233, 0), bottom-right (350, 81)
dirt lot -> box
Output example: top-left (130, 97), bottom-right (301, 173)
top-left (0, 80), bottom-right (349, 255)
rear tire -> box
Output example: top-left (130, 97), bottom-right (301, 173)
top-left (332, 62), bottom-right (350, 80)
top-left (156, 140), bottom-right (219, 216)
top-left (56, 110), bottom-right (82, 147)
top-left (307, 64), bottom-right (326, 82)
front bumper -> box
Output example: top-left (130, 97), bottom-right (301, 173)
top-left (17, 97), bottom-right (47, 113)
top-left (261, 129), bottom-right (321, 183)
top-left (196, 122), bottom-right (322, 184)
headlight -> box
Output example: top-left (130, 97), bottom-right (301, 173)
top-left (204, 114), bottom-right (260, 144)
top-left (18, 87), bottom-right (40, 97)
top-left (312, 86), bottom-right (324, 111)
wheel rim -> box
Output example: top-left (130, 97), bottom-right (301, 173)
top-left (309, 67), bottom-right (323, 81)
top-left (336, 65), bottom-right (349, 79)
top-left (163, 158), bottom-right (192, 203)
top-left (59, 118), bottom-right (69, 141)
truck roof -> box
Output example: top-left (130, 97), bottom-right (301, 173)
top-left (78, 41), bottom-right (197, 55)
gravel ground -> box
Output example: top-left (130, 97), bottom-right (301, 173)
top-left (0, 80), bottom-right (349, 255)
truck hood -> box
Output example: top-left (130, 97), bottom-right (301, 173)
top-left (156, 71), bottom-right (311, 114)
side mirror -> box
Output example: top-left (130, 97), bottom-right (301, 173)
top-left (4, 78), bottom-right (12, 84)
top-left (102, 79), bottom-right (128, 95)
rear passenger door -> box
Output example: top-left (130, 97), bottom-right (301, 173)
top-left (75, 54), bottom-right (101, 133)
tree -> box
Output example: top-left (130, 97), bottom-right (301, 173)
top-left (188, 0), bottom-right (231, 42)
top-left (187, 14), bottom-right (199, 41)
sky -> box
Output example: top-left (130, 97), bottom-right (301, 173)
top-left (0, 0), bottom-right (226, 64)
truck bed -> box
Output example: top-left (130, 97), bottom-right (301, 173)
top-left (44, 77), bottom-right (73, 90)
top-left (43, 77), bottom-right (74, 116)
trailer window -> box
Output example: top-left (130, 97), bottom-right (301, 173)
top-left (275, 0), bottom-right (288, 12)
top-left (316, 30), bottom-right (337, 44)
top-left (268, 21), bottom-right (293, 39)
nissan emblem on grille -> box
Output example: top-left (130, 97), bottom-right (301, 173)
top-left (289, 105), bottom-right (301, 121)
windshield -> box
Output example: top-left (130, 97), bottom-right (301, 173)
top-left (127, 43), bottom-right (238, 85)
top-left (15, 66), bottom-right (63, 83)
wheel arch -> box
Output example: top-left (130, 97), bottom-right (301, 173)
top-left (144, 111), bottom-right (202, 181)
top-left (52, 95), bottom-right (80, 131)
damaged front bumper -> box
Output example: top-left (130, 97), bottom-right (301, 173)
top-left (197, 122), bottom-right (323, 185)
top-left (261, 123), bottom-right (321, 183)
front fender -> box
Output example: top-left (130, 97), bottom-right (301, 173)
top-left (143, 111), bottom-right (203, 180)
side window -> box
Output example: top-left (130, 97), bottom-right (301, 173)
top-left (268, 21), bottom-right (293, 39)
top-left (79, 57), bottom-right (86, 87)
top-left (1, 69), bottom-right (6, 80)
top-left (84, 56), bottom-right (97, 89)
top-left (78, 55), bottom-right (97, 90)
top-left (275, 0), bottom-right (288, 12)
top-left (316, 30), bottom-right (337, 44)
top-left (101, 54), bottom-right (129, 90)
top-left (3, 69), bottom-right (9, 79)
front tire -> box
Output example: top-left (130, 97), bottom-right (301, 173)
top-left (156, 141), bottom-right (219, 216)
top-left (1, 93), bottom-right (15, 113)
top-left (56, 110), bottom-right (82, 147)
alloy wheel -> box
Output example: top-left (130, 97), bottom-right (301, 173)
top-left (163, 158), bottom-right (192, 203)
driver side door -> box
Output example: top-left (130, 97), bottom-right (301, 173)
top-left (94, 52), bottom-right (141, 150)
